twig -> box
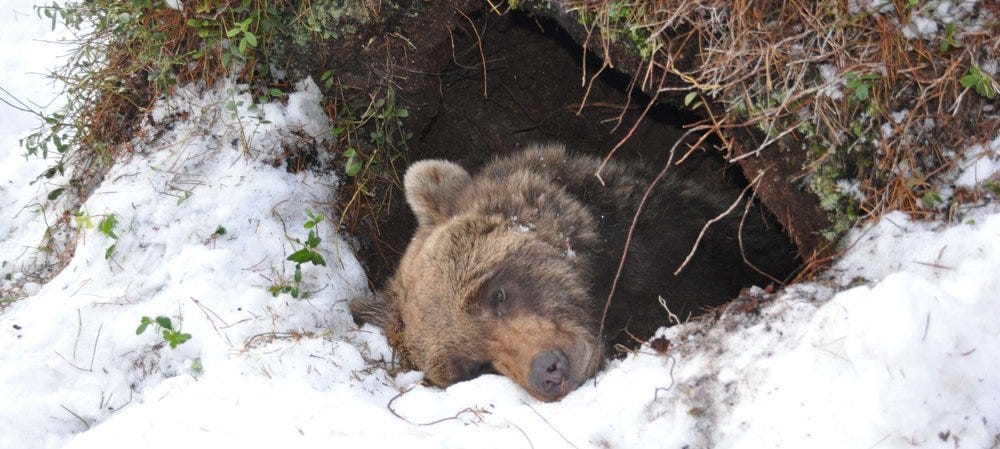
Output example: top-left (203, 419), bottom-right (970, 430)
top-left (594, 68), bottom-right (669, 185)
top-left (452, 7), bottom-right (488, 98)
top-left (674, 172), bottom-right (764, 276)
top-left (598, 128), bottom-right (698, 337)
top-left (387, 387), bottom-right (488, 426)
top-left (60, 405), bottom-right (90, 429)
top-left (657, 296), bottom-right (682, 325)
top-left (88, 324), bottom-right (102, 372)
top-left (192, 297), bottom-right (232, 346)
top-left (508, 420), bottom-right (535, 449)
top-left (653, 355), bottom-right (677, 401)
top-left (737, 180), bottom-right (786, 285)
top-left (520, 400), bottom-right (579, 449)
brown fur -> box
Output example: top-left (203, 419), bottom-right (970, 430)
top-left (351, 143), bottom-right (797, 401)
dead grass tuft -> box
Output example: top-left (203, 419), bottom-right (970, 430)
top-left (556, 0), bottom-right (999, 235)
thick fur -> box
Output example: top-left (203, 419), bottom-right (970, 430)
top-left (351, 143), bottom-right (795, 400)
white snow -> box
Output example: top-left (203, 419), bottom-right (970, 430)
top-left (2, 3), bottom-right (999, 449)
top-left (955, 133), bottom-right (1000, 187)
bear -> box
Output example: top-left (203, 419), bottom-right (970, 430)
top-left (351, 143), bottom-right (797, 401)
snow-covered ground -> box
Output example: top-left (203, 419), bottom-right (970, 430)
top-left (2, 3), bottom-right (999, 449)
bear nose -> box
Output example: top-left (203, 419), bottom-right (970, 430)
top-left (528, 349), bottom-right (570, 400)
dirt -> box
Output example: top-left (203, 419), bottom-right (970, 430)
top-left (342, 10), bottom-right (801, 303)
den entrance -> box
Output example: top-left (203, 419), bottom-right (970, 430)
top-left (347, 12), bottom-right (800, 321)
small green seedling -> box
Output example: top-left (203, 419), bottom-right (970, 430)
top-left (845, 72), bottom-right (880, 102)
top-left (97, 213), bottom-right (119, 259)
top-left (684, 91), bottom-right (703, 111)
top-left (271, 211), bottom-right (326, 299)
top-left (286, 210), bottom-right (327, 267)
top-left (341, 148), bottom-right (363, 177)
top-left (921, 191), bottom-right (943, 209)
top-left (191, 357), bottom-right (204, 375)
top-left (136, 315), bottom-right (192, 349)
top-left (73, 211), bottom-right (94, 229)
top-left (960, 65), bottom-right (999, 100)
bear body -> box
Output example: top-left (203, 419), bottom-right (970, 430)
top-left (352, 143), bottom-right (795, 401)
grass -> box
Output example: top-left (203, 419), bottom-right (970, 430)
top-left (549, 0), bottom-right (1000, 247)
top-left (17, 0), bottom-right (397, 282)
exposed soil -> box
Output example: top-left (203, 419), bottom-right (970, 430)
top-left (340, 11), bottom-right (801, 316)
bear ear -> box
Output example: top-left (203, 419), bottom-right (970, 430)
top-left (404, 160), bottom-right (471, 227)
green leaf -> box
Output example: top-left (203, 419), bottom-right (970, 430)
top-left (294, 265), bottom-right (302, 283)
top-left (226, 27), bottom-right (242, 38)
top-left (311, 252), bottom-right (326, 266)
top-left (287, 248), bottom-right (315, 264)
top-left (346, 160), bottom-right (362, 177)
top-left (97, 214), bottom-right (118, 239)
top-left (268, 87), bottom-right (283, 97)
top-left (961, 65), bottom-right (998, 100)
top-left (155, 316), bottom-right (173, 330)
top-left (396, 108), bottom-right (409, 118)
top-left (244, 32), bottom-right (258, 48)
top-left (174, 332), bottom-right (192, 348)
top-left (104, 243), bottom-right (116, 260)
top-left (47, 188), bottom-right (64, 201)
top-left (684, 91), bottom-right (698, 106)
top-left (136, 317), bottom-right (152, 335)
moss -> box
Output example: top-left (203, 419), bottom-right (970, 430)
top-left (290, 0), bottom-right (375, 46)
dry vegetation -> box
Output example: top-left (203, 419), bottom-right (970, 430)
top-left (545, 0), bottom-right (999, 234)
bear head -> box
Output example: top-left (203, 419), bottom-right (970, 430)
top-left (355, 153), bottom-right (606, 401)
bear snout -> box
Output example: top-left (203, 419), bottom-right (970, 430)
top-left (528, 349), bottom-right (571, 401)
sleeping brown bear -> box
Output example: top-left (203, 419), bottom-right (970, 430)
top-left (351, 143), bottom-right (796, 401)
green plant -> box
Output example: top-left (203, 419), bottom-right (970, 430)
top-left (341, 147), bottom-right (363, 177)
top-left (73, 211), bottom-right (94, 230)
top-left (940, 22), bottom-right (957, 53)
top-left (960, 65), bottom-right (999, 100)
top-left (845, 72), bottom-right (880, 102)
top-left (23, 0), bottom-right (299, 187)
top-left (97, 213), bottom-right (119, 259)
top-left (921, 190), bottom-right (943, 209)
top-left (270, 210), bottom-right (326, 299)
top-left (136, 315), bottom-right (192, 349)
top-left (684, 91), bottom-right (703, 111)
top-left (331, 86), bottom-right (411, 222)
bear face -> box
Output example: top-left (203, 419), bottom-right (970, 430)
top-left (383, 155), bottom-right (607, 400)
top-left (351, 143), bottom-right (797, 401)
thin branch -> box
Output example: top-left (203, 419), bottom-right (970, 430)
top-left (674, 171), bottom-right (764, 276)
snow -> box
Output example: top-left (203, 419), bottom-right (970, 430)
top-left (2, 4), bottom-right (999, 449)
top-left (955, 133), bottom-right (1000, 187)
top-left (0, 1), bottom-right (72, 293)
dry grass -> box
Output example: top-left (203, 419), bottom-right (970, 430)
top-left (564, 0), bottom-right (1000, 227)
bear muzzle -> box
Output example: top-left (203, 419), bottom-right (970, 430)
top-left (528, 349), bottom-right (571, 400)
